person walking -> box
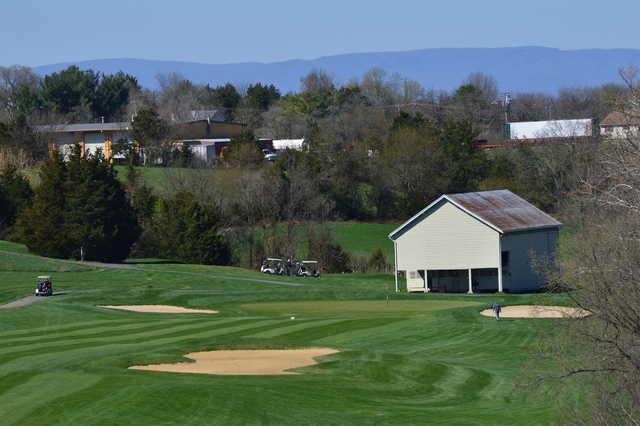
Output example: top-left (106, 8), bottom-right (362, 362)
top-left (492, 302), bottom-right (502, 320)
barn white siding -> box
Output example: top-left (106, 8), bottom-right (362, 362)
top-left (395, 200), bottom-right (500, 271)
top-left (501, 228), bottom-right (559, 292)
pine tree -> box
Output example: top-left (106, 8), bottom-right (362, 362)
top-left (15, 146), bottom-right (140, 262)
top-left (63, 146), bottom-right (140, 262)
top-left (153, 192), bottom-right (230, 265)
top-left (0, 164), bottom-right (33, 237)
top-left (14, 149), bottom-right (69, 258)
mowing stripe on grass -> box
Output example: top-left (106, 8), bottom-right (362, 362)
top-left (0, 318), bottom-right (255, 360)
top-left (0, 317), bottom-right (209, 346)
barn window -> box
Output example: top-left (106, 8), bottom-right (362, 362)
top-left (409, 271), bottom-right (417, 279)
top-left (501, 251), bottom-right (510, 267)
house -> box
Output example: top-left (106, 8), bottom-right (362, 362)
top-left (37, 116), bottom-right (246, 162)
top-left (600, 111), bottom-right (640, 139)
top-left (35, 122), bottom-right (132, 161)
top-left (388, 190), bottom-right (561, 294)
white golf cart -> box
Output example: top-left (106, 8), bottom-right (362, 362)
top-left (260, 258), bottom-right (285, 275)
top-left (296, 261), bottom-right (320, 278)
top-left (35, 275), bottom-right (53, 296)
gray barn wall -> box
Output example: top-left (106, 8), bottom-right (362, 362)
top-left (501, 228), bottom-right (559, 292)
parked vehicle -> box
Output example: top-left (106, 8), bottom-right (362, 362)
top-left (260, 258), bottom-right (285, 275)
top-left (262, 149), bottom-right (278, 161)
top-left (296, 261), bottom-right (320, 278)
top-left (34, 275), bottom-right (53, 296)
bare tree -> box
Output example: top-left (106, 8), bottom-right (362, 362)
top-left (533, 67), bottom-right (640, 424)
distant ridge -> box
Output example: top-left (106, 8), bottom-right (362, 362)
top-left (29, 47), bottom-right (640, 94)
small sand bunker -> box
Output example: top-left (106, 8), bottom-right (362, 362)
top-left (129, 348), bottom-right (339, 375)
top-left (480, 305), bottom-right (589, 318)
top-left (98, 305), bottom-right (218, 314)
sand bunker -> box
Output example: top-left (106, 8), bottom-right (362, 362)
top-left (98, 305), bottom-right (218, 314)
top-left (129, 348), bottom-right (339, 375)
top-left (480, 305), bottom-right (590, 318)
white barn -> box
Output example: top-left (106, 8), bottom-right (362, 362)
top-left (388, 190), bottom-right (561, 294)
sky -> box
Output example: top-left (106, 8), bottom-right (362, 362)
top-left (3, 0), bottom-right (640, 67)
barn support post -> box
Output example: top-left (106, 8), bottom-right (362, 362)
top-left (424, 270), bottom-right (430, 293)
top-left (467, 269), bottom-right (473, 294)
top-left (498, 236), bottom-right (504, 292)
top-left (393, 241), bottom-right (399, 293)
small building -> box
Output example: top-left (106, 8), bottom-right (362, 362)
top-left (600, 111), bottom-right (640, 139)
top-left (37, 117), bottom-right (246, 163)
top-left (388, 190), bottom-right (561, 293)
top-left (35, 122), bottom-right (132, 161)
top-left (480, 119), bottom-right (596, 149)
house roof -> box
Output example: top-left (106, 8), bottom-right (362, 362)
top-left (34, 122), bottom-right (131, 133)
top-left (389, 189), bottom-right (562, 240)
top-left (600, 111), bottom-right (640, 126)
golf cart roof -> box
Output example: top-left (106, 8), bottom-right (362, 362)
top-left (302, 261), bottom-right (318, 264)
top-left (266, 258), bottom-right (283, 261)
top-left (37, 275), bottom-right (51, 279)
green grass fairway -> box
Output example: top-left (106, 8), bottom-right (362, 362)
top-left (0, 241), bottom-right (572, 425)
top-left (330, 222), bottom-right (398, 260)
top-left (242, 300), bottom-right (483, 317)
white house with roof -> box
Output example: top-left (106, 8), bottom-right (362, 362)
top-left (388, 190), bottom-right (561, 294)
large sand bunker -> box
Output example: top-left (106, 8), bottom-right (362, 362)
top-left (480, 305), bottom-right (590, 318)
top-left (98, 305), bottom-right (218, 314)
top-left (129, 348), bottom-right (339, 375)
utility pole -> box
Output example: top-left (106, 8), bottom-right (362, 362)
top-left (504, 92), bottom-right (512, 123)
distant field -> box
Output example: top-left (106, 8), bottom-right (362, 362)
top-left (0, 240), bottom-right (578, 424)
top-left (330, 222), bottom-right (398, 261)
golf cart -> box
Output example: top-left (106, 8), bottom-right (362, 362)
top-left (35, 275), bottom-right (53, 296)
top-left (260, 258), bottom-right (285, 275)
top-left (296, 261), bottom-right (320, 278)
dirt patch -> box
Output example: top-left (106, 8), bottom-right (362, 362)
top-left (480, 305), bottom-right (590, 318)
top-left (129, 348), bottom-right (339, 375)
top-left (98, 305), bottom-right (218, 314)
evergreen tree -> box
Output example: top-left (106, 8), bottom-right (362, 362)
top-left (14, 150), bottom-right (69, 257)
top-left (153, 192), bottom-right (230, 265)
top-left (15, 146), bottom-right (140, 261)
top-left (63, 146), bottom-right (140, 261)
top-left (0, 164), bottom-right (33, 237)
top-left (438, 120), bottom-right (488, 193)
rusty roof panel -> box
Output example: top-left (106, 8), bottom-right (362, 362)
top-left (447, 190), bottom-right (561, 233)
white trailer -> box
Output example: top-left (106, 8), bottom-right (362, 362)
top-left (505, 119), bottom-right (594, 140)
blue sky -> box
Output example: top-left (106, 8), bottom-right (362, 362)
top-left (3, 0), bottom-right (639, 66)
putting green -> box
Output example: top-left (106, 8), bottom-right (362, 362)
top-left (242, 299), bottom-right (482, 317)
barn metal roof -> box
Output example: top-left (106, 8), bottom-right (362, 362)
top-left (389, 190), bottom-right (561, 240)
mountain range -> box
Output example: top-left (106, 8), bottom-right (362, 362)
top-left (30, 46), bottom-right (640, 94)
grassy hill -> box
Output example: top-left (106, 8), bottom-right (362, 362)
top-left (0, 240), bottom-right (577, 424)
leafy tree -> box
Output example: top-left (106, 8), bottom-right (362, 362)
top-left (390, 111), bottom-right (425, 132)
top-left (307, 225), bottom-right (350, 273)
top-left (153, 192), bottom-right (230, 265)
top-left (13, 83), bottom-right (43, 116)
top-left (224, 132), bottom-right (263, 167)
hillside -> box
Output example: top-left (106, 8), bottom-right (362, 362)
top-left (31, 46), bottom-right (640, 93)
